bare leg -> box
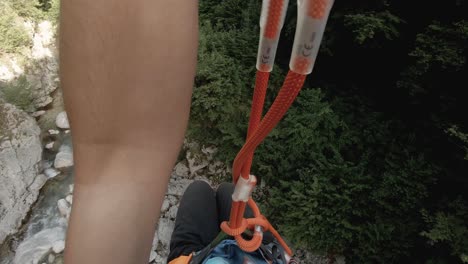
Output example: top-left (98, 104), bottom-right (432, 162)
top-left (59, 1), bottom-right (198, 263)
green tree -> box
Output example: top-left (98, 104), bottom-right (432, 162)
top-left (192, 0), bottom-right (468, 262)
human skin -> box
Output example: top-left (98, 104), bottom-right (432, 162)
top-left (59, 1), bottom-right (198, 263)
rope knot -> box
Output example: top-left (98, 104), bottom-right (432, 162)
top-left (220, 218), bottom-right (248, 237)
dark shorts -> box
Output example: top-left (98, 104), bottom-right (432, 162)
top-left (167, 181), bottom-right (254, 262)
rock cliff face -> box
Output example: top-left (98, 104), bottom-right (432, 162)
top-left (0, 100), bottom-right (44, 244)
top-left (28, 21), bottom-right (59, 109)
top-left (0, 20), bottom-right (59, 109)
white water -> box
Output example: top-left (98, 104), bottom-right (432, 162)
top-left (0, 136), bottom-right (73, 264)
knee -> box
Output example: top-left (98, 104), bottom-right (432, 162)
top-left (185, 180), bottom-right (213, 194)
top-left (216, 182), bottom-right (234, 197)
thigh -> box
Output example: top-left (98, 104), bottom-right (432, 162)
top-left (168, 181), bottom-right (219, 262)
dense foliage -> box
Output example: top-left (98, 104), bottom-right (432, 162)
top-left (191, 0), bottom-right (468, 263)
top-left (0, 0), bottom-right (59, 112)
top-left (0, 2), bottom-right (30, 54)
top-left (0, 76), bottom-right (35, 112)
top-left (0, 0), bottom-right (59, 54)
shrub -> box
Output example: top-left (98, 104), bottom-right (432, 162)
top-left (0, 0), bottom-right (60, 54)
top-left (259, 91), bottom-right (436, 263)
top-left (0, 3), bottom-right (30, 53)
top-left (445, 125), bottom-right (468, 161)
top-left (6, 0), bottom-right (59, 23)
top-left (344, 11), bottom-right (403, 44)
top-left (0, 75), bottom-right (35, 112)
top-left (38, 0), bottom-right (60, 24)
top-left (421, 198), bottom-right (468, 263)
top-left (189, 21), bottom-right (286, 163)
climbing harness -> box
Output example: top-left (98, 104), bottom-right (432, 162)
top-left (220, 0), bottom-right (335, 261)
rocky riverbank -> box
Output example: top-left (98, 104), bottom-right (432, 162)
top-left (0, 104), bottom-right (223, 263)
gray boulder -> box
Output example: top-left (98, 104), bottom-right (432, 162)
top-left (29, 21), bottom-right (59, 108)
top-left (53, 145), bottom-right (73, 169)
top-left (0, 100), bottom-right (44, 244)
top-left (13, 227), bottom-right (65, 264)
top-left (55, 112), bottom-right (69, 129)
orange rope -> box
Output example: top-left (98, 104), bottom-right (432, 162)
top-left (241, 71), bottom-right (270, 180)
top-left (221, 0), bottom-right (326, 258)
top-left (221, 70), bottom-right (305, 256)
top-left (264, 0), bottom-right (287, 38)
top-left (233, 71), bottom-right (306, 184)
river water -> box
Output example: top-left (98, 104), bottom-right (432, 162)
top-left (0, 136), bottom-right (73, 264)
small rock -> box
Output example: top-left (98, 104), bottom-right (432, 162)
top-left (149, 250), bottom-right (156, 263)
top-left (64, 130), bottom-right (70, 134)
top-left (48, 253), bottom-right (55, 263)
top-left (173, 162), bottom-right (189, 177)
top-left (0, 65), bottom-right (14, 81)
top-left (48, 129), bottom-right (60, 135)
top-left (58, 144), bottom-right (72, 153)
top-left (167, 206), bottom-right (178, 220)
top-left (54, 151), bottom-right (73, 169)
top-left (68, 184), bottom-right (74, 194)
top-left (65, 195), bottom-right (73, 204)
top-left (13, 227), bottom-right (65, 264)
top-left (186, 150), bottom-right (209, 176)
top-left (30, 174), bottom-right (48, 191)
top-left (42, 160), bottom-right (53, 169)
top-left (55, 112), bottom-right (70, 129)
top-left (157, 218), bottom-right (175, 250)
top-left (167, 178), bottom-right (192, 196)
top-left (52, 240), bottom-right (65, 254)
top-left (207, 161), bottom-right (226, 177)
top-left (32, 110), bottom-right (46, 117)
top-left (161, 199), bottom-right (170, 213)
top-left (151, 230), bottom-right (159, 251)
top-left (153, 253), bottom-right (165, 264)
top-left (44, 168), bottom-right (60, 178)
top-left (201, 146), bottom-right (217, 156)
top-left (57, 199), bottom-right (69, 217)
top-left (166, 195), bottom-right (179, 206)
top-left (45, 142), bottom-right (54, 150)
